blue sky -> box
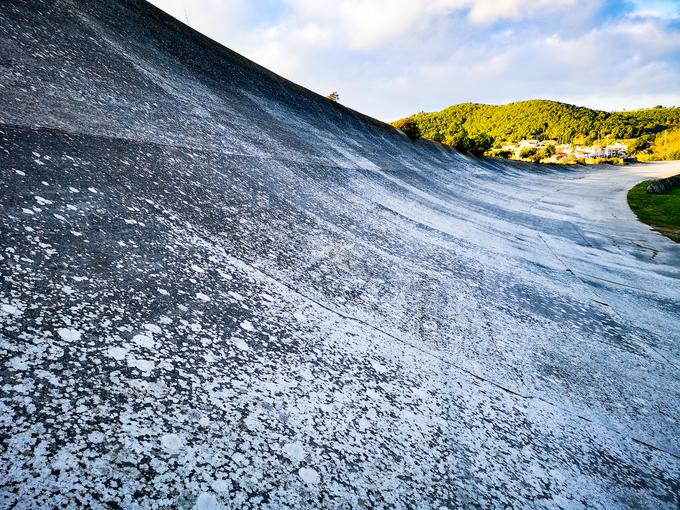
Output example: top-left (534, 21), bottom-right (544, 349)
top-left (150, 0), bottom-right (680, 120)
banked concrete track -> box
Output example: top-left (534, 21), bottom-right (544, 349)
top-left (1, 1), bottom-right (679, 508)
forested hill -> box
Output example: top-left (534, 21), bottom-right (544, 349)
top-left (403, 100), bottom-right (680, 144)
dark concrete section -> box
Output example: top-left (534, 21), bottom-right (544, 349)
top-left (1, 1), bottom-right (679, 508)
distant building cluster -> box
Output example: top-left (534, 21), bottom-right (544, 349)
top-left (559, 142), bottom-right (628, 160)
top-left (500, 140), bottom-right (629, 160)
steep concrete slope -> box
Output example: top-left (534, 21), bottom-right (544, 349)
top-left (1, 0), bottom-right (679, 508)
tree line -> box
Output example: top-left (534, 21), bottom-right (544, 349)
top-left (392, 100), bottom-right (680, 150)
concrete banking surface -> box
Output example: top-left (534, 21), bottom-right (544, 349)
top-left (1, 0), bottom-right (679, 508)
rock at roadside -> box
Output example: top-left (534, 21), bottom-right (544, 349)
top-left (646, 173), bottom-right (680, 194)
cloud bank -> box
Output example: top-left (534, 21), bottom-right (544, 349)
top-left (150, 0), bottom-right (680, 120)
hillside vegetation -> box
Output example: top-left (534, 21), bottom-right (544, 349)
top-left (637, 129), bottom-right (680, 161)
top-left (395, 100), bottom-right (680, 157)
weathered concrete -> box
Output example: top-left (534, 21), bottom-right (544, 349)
top-left (1, 0), bottom-right (679, 508)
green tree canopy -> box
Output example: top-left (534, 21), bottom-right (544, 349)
top-left (393, 100), bottom-right (680, 146)
top-left (393, 118), bottom-right (421, 140)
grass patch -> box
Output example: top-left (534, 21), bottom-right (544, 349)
top-left (627, 180), bottom-right (680, 242)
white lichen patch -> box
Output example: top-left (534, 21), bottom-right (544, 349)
top-left (160, 433), bottom-right (183, 453)
top-left (127, 357), bottom-right (155, 373)
top-left (194, 492), bottom-right (220, 510)
top-left (298, 467), bottom-right (320, 485)
top-left (1, 303), bottom-right (23, 316)
top-left (239, 320), bottom-right (254, 332)
top-left (132, 334), bottom-right (154, 349)
top-left (107, 346), bottom-right (128, 360)
top-left (57, 328), bottom-right (81, 342)
top-left (282, 442), bottom-right (305, 464)
top-left (233, 338), bottom-right (249, 351)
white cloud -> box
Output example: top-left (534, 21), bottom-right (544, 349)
top-left (629, 0), bottom-right (680, 20)
top-left (149, 0), bottom-right (680, 119)
top-left (465, 0), bottom-right (578, 24)
top-left (281, 0), bottom-right (427, 51)
top-left (273, 0), bottom-right (587, 50)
